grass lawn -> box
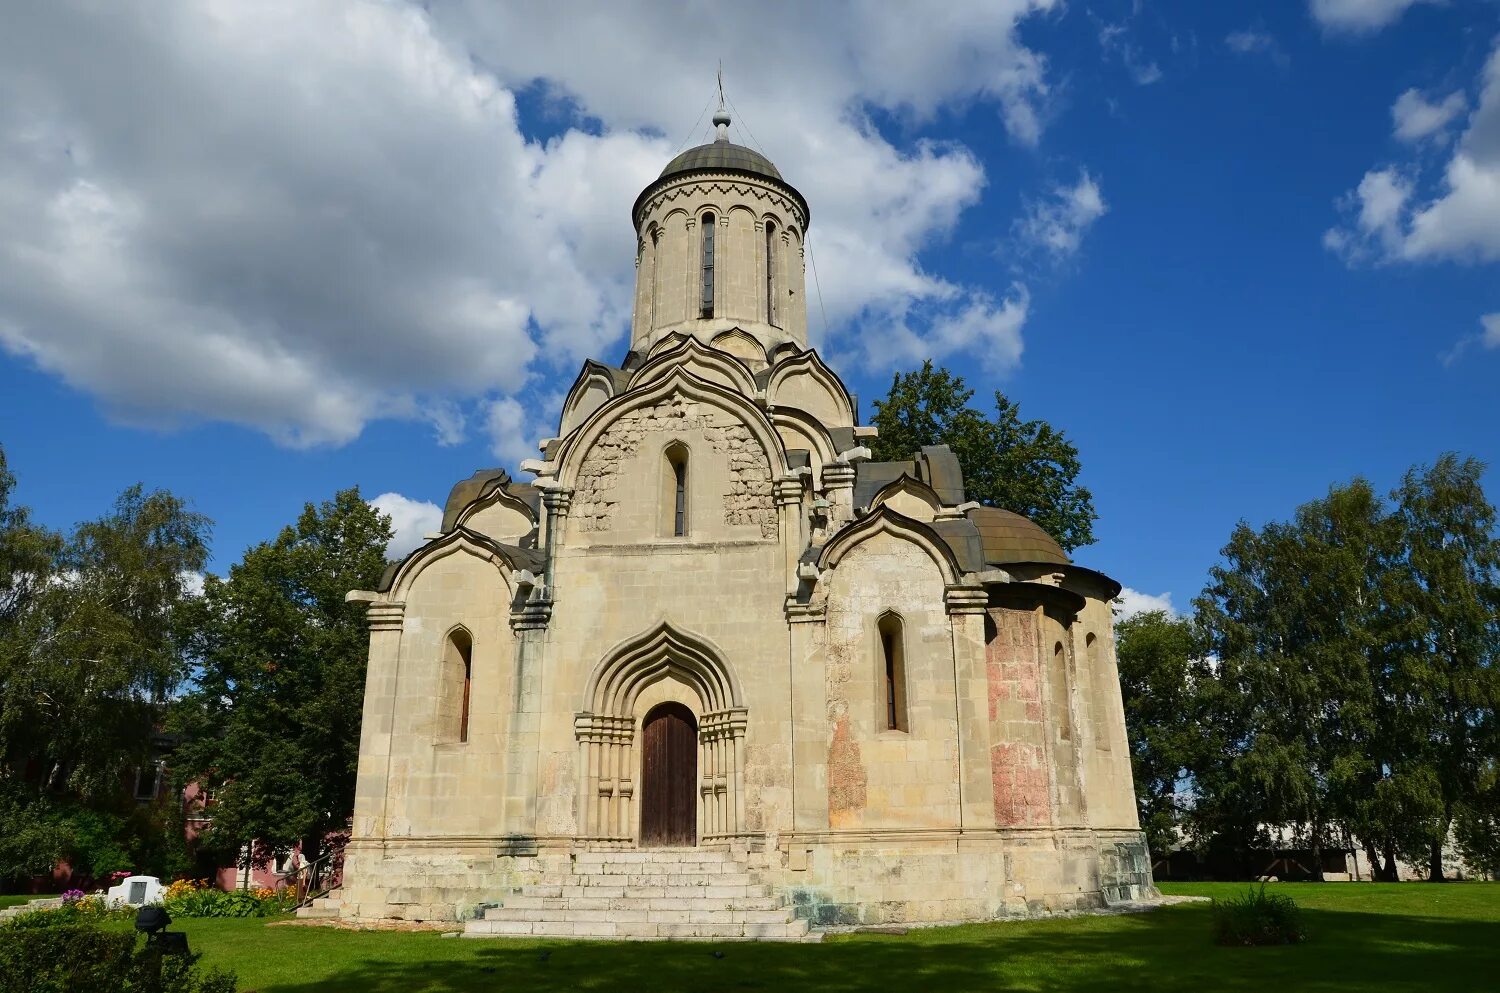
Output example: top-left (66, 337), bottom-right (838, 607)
top-left (162, 882), bottom-right (1497, 993)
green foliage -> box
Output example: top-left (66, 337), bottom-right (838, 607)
top-left (1209, 886), bottom-right (1307, 946)
top-left (162, 883), bottom-right (291, 919)
top-left (3, 896), bottom-right (134, 927)
top-left (171, 488), bottom-right (392, 864)
top-left (1115, 610), bottom-right (1202, 858)
top-left (870, 361), bottom-right (1096, 551)
top-left (0, 444), bottom-right (211, 885)
top-left (0, 782), bottom-right (69, 879)
top-left (0, 920), bottom-right (238, 993)
top-left (1186, 456), bottom-right (1500, 878)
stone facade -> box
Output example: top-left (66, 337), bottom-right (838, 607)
top-left (335, 118), bottom-right (1155, 936)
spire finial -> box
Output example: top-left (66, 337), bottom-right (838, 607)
top-left (712, 63), bottom-right (731, 142)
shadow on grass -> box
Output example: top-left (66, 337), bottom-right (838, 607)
top-left (249, 905), bottom-right (1500, 993)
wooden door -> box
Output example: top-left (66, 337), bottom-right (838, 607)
top-left (639, 702), bottom-right (697, 847)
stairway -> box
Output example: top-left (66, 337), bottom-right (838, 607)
top-left (464, 849), bottom-right (815, 941)
top-left (294, 888), bottom-right (342, 919)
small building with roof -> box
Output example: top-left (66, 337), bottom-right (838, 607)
top-left (333, 103), bottom-right (1153, 938)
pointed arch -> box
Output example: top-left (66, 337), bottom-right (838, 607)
top-left (574, 622), bottom-right (748, 845)
top-left (443, 625), bottom-right (474, 743)
top-left (866, 474), bottom-right (943, 522)
top-left (559, 360), bottom-right (627, 436)
top-left (629, 335), bottom-right (758, 397)
top-left (581, 621), bottom-right (743, 718)
top-left (766, 348), bottom-right (856, 428)
top-left (710, 328), bottom-right (768, 368)
top-left (816, 505), bottom-right (965, 588)
top-left (771, 406), bottom-right (837, 476)
top-left (554, 366), bottom-right (785, 493)
top-left (877, 610), bottom-right (909, 733)
top-left (383, 528), bottom-right (529, 599)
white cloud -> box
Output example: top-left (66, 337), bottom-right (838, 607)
top-left (1113, 587), bottom-right (1177, 621)
top-left (1327, 42), bottom-right (1500, 265)
top-left (1393, 88), bottom-right (1467, 144)
top-left (1097, 22), bottom-right (1163, 86)
top-left (1309, 0), bottom-right (1434, 33)
top-left (485, 397), bottom-right (541, 470)
top-left (0, 1), bottom-right (1068, 449)
top-left (1440, 312), bottom-right (1500, 366)
top-left (368, 492), bottom-right (442, 559)
top-left (1226, 30), bottom-right (1289, 66)
top-left (179, 570), bottom-right (206, 597)
top-left (865, 285), bottom-right (1030, 373)
top-left (1015, 171), bottom-right (1109, 258)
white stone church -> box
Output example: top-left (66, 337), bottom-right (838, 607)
top-left (335, 109), bottom-right (1153, 939)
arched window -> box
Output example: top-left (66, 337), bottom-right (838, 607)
top-left (662, 442), bottom-right (689, 537)
top-left (647, 226), bottom-right (660, 330)
top-left (1053, 641), bottom-right (1072, 742)
top-left (1086, 632), bottom-right (1108, 751)
top-left (879, 612), bottom-right (908, 732)
top-left (764, 220), bottom-right (777, 326)
top-left (445, 628), bottom-right (473, 743)
top-left (700, 213), bottom-right (715, 319)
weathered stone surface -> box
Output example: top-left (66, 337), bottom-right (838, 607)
top-left (336, 117), bottom-right (1153, 937)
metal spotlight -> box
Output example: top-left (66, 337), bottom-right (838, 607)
top-left (135, 906), bottom-right (190, 956)
top-left (134, 906), bottom-right (171, 934)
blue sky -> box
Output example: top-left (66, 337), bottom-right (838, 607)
top-left (2, 0), bottom-right (1497, 617)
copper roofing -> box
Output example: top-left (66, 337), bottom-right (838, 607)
top-left (966, 506), bottom-right (1069, 567)
top-left (659, 141), bottom-right (783, 181)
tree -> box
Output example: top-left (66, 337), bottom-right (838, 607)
top-left (1384, 455), bottom-right (1500, 880)
top-left (0, 482), bottom-right (209, 798)
top-left (1115, 609), bottom-right (1201, 859)
top-left (0, 448), bottom-right (209, 882)
top-left (870, 361), bottom-right (1097, 551)
top-left (1192, 481), bottom-right (1394, 880)
top-left (172, 488), bottom-right (391, 867)
top-left (0, 447), bottom-right (62, 633)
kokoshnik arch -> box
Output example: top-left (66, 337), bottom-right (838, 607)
top-left (335, 104), bottom-right (1155, 939)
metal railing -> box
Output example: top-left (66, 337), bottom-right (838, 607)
top-left (281, 848), bottom-right (343, 907)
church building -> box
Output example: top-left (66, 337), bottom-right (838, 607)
top-left (335, 107), bottom-right (1154, 939)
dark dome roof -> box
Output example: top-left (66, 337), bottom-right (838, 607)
top-left (966, 507), bottom-right (1069, 567)
top-left (659, 141), bottom-right (783, 182)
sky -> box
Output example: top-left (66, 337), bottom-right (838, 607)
top-left (2, 0), bottom-right (1498, 620)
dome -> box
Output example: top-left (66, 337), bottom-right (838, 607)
top-left (966, 506), bottom-right (1069, 567)
top-left (659, 141), bottom-right (783, 182)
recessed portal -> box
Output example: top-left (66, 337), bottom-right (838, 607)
top-left (639, 701), bottom-right (697, 847)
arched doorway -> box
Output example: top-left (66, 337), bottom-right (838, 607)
top-left (639, 702), bottom-right (697, 847)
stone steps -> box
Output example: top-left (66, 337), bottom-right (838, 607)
top-left (294, 889), bottom-right (344, 919)
top-left (532, 874), bottom-right (758, 890)
top-left (466, 919), bottom-right (813, 941)
top-left (498, 893), bottom-right (781, 911)
top-left (463, 850), bottom-right (815, 942)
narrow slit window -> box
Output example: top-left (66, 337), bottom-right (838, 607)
top-left (1054, 641), bottom-right (1072, 742)
top-left (663, 442), bottom-right (689, 537)
top-left (764, 221), bottom-right (777, 325)
top-left (446, 629), bottom-right (473, 743)
top-left (1086, 632), bottom-right (1108, 751)
top-left (879, 612), bottom-right (908, 732)
top-left (700, 213), bottom-right (715, 318)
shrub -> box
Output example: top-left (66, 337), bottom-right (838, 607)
top-left (0, 920), bottom-right (238, 993)
top-left (1210, 885), bottom-right (1307, 946)
top-left (2, 898), bottom-right (133, 928)
top-left (161, 878), bottom-right (290, 918)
